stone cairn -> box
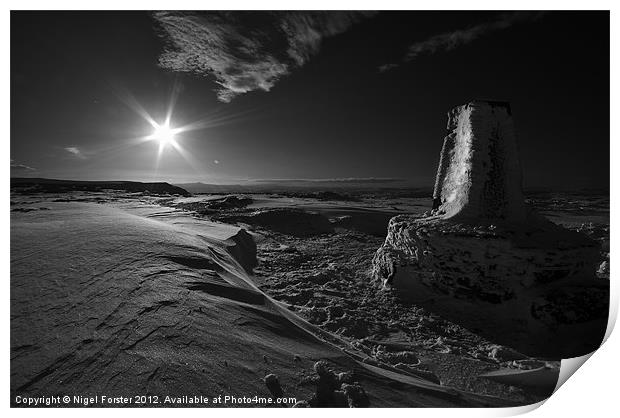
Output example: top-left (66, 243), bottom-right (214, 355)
top-left (372, 100), bottom-right (608, 358)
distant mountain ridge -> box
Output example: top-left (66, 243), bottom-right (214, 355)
top-left (175, 180), bottom-right (424, 194)
top-left (10, 177), bottom-right (190, 196)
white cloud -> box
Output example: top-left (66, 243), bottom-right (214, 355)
top-left (65, 147), bottom-right (86, 159)
top-left (381, 12), bottom-right (545, 71)
top-left (10, 159), bottom-right (36, 172)
top-left (153, 11), bottom-right (373, 102)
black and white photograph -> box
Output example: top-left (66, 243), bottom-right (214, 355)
top-left (7, 4), bottom-right (614, 410)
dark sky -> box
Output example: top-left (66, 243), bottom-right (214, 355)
top-left (11, 11), bottom-right (609, 189)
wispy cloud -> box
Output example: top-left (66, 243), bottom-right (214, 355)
top-left (10, 159), bottom-right (36, 172)
top-left (381, 12), bottom-right (545, 71)
top-left (378, 63), bottom-right (398, 73)
top-left (153, 11), bottom-right (373, 102)
top-left (65, 147), bottom-right (86, 159)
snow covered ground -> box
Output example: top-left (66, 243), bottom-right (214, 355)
top-left (10, 194), bottom-right (512, 407)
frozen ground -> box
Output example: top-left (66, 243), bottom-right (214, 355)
top-left (10, 192), bottom-right (512, 407)
top-left (169, 189), bottom-right (609, 401)
top-left (10, 188), bottom-right (608, 407)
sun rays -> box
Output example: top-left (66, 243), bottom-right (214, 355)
top-left (108, 80), bottom-right (255, 178)
top-left (147, 121), bottom-right (181, 155)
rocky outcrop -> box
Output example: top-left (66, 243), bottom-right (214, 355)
top-left (373, 101), bottom-right (608, 358)
top-left (224, 228), bottom-right (258, 273)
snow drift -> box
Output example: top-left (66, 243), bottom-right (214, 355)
top-left (11, 197), bottom-right (509, 407)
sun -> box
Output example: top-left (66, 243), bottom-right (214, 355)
top-left (149, 122), bottom-right (178, 147)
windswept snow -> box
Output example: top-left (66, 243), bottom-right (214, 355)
top-left (11, 197), bottom-right (509, 407)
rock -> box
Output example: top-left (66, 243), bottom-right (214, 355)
top-left (176, 195), bottom-right (253, 214)
top-left (488, 345), bottom-right (527, 362)
top-left (222, 208), bottom-right (334, 237)
top-left (332, 390), bottom-right (349, 407)
top-left (301, 363), bottom-right (371, 407)
top-left (431, 101), bottom-right (526, 222)
top-left (511, 359), bottom-right (547, 370)
top-left (263, 373), bottom-right (283, 398)
top-left (313, 360), bottom-right (333, 377)
top-left (372, 100), bottom-right (609, 358)
top-left (327, 305), bottom-right (345, 318)
top-left (342, 383), bottom-right (370, 407)
top-left (337, 371), bottom-right (354, 384)
top-left (205, 195), bottom-right (253, 210)
top-left (308, 272), bottom-right (331, 285)
top-left (224, 228), bottom-right (258, 273)
top-left (310, 361), bottom-right (342, 407)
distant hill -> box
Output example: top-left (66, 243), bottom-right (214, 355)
top-left (174, 182), bottom-right (257, 194)
top-left (10, 177), bottom-right (191, 196)
top-left (175, 179), bottom-right (421, 195)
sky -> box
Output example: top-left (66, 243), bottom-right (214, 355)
top-left (11, 11), bottom-right (609, 189)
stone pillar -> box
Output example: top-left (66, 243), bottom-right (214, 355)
top-left (433, 101), bottom-right (526, 223)
top-left (372, 100), bottom-right (608, 358)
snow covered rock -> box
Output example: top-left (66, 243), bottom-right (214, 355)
top-left (223, 228), bottom-right (258, 272)
top-left (373, 100), bottom-right (608, 358)
top-left (432, 101), bottom-right (527, 222)
top-left (221, 208), bottom-right (334, 237)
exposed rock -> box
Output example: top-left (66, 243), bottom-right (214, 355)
top-left (337, 371), bottom-right (354, 384)
top-left (372, 100), bottom-right (609, 358)
top-left (313, 360), bottom-right (335, 377)
top-left (205, 195), bottom-right (253, 209)
top-left (488, 345), bottom-right (527, 362)
top-left (598, 259), bottom-right (609, 277)
top-left (342, 383), bottom-right (370, 407)
top-left (223, 228), bottom-right (258, 273)
top-left (310, 361), bottom-right (345, 407)
top-left (221, 208), bottom-right (334, 237)
top-left (306, 361), bottom-right (370, 408)
top-left (263, 373), bottom-right (284, 398)
top-left (175, 195), bottom-right (253, 215)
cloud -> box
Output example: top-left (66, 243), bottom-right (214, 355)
top-left (382, 12), bottom-right (545, 70)
top-left (65, 147), bottom-right (86, 159)
top-left (378, 63), bottom-right (398, 73)
top-left (153, 11), bottom-right (372, 102)
top-left (10, 160), bottom-right (36, 172)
